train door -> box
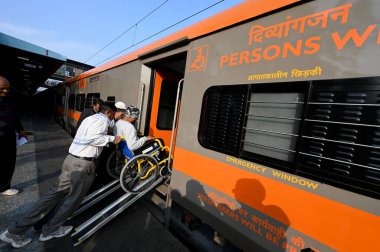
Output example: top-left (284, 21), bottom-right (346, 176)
top-left (146, 55), bottom-right (186, 148)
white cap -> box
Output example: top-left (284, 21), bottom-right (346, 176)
top-left (115, 101), bottom-right (127, 111)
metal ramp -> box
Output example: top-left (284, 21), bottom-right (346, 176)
top-left (71, 176), bottom-right (165, 246)
top-left (70, 180), bottom-right (121, 219)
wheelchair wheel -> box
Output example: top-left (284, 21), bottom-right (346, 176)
top-left (120, 154), bottom-right (159, 194)
top-left (159, 157), bottom-right (172, 177)
top-left (106, 149), bottom-right (126, 179)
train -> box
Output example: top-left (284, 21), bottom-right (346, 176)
top-left (53, 0), bottom-right (380, 251)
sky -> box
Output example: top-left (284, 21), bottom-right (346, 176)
top-left (1, 0), bottom-right (243, 67)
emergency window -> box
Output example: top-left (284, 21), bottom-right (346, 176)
top-left (243, 91), bottom-right (304, 164)
top-left (198, 85), bottom-right (248, 155)
top-left (198, 78), bottom-right (380, 199)
top-left (297, 79), bottom-right (380, 198)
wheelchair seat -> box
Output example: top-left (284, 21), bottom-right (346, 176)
top-left (133, 138), bottom-right (168, 164)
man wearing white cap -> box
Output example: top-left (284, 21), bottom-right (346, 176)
top-left (114, 101), bottom-right (127, 119)
top-left (108, 101), bottom-right (127, 130)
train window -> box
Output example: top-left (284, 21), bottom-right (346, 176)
top-left (297, 78), bottom-right (380, 198)
top-left (75, 94), bottom-right (85, 112)
top-left (85, 93), bottom-right (100, 108)
top-left (156, 80), bottom-right (178, 130)
top-left (242, 90), bottom-right (304, 165)
top-left (68, 94), bottom-right (75, 109)
top-left (198, 85), bottom-right (248, 155)
top-left (198, 78), bottom-right (380, 198)
top-left (107, 96), bottom-right (115, 102)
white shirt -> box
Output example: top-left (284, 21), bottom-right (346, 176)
top-left (113, 119), bottom-right (147, 151)
top-left (69, 113), bottom-right (115, 158)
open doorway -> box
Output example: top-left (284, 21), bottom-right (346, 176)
top-left (145, 52), bottom-right (186, 147)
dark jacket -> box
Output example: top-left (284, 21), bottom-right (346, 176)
top-left (75, 107), bottom-right (97, 132)
top-left (0, 96), bottom-right (23, 137)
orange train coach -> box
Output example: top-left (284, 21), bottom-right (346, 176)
top-left (54, 0), bottom-right (380, 251)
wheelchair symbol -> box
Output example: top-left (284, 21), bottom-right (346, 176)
top-left (189, 45), bottom-right (209, 72)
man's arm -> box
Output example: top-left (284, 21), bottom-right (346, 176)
top-left (74, 116), bottom-right (117, 147)
top-left (124, 125), bottom-right (154, 151)
top-left (89, 119), bottom-right (116, 146)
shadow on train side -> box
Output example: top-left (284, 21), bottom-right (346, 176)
top-left (171, 178), bottom-right (291, 252)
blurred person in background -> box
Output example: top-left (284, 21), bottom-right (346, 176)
top-left (75, 98), bottom-right (104, 132)
top-left (0, 75), bottom-right (27, 196)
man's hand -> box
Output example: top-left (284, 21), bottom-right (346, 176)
top-left (113, 136), bottom-right (122, 144)
top-left (147, 136), bottom-right (154, 141)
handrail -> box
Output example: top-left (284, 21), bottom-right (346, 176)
top-left (168, 78), bottom-right (184, 173)
top-left (164, 79), bottom-right (183, 230)
top-left (138, 82), bottom-right (145, 131)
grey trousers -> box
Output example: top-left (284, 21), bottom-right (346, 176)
top-left (9, 154), bottom-right (96, 235)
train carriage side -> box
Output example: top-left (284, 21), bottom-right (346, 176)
top-left (171, 0), bottom-right (380, 251)
top-left (55, 80), bottom-right (83, 134)
top-left (55, 0), bottom-right (303, 140)
top-left (77, 51), bottom-right (187, 145)
top-left (57, 61), bottom-right (152, 135)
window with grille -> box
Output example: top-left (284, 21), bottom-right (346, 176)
top-left (85, 93), bottom-right (100, 108)
top-left (297, 78), bottom-right (380, 198)
top-left (198, 77), bottom-right (380, 198)
top-left (198, 85), bottom-right (248, 156)
top-left (241, 84), bottom-right (306, 170)
top-left (75, 94), bottom-right (85, 112)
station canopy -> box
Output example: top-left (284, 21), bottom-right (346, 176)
top-left (0, 32), bottom-right (66, 96)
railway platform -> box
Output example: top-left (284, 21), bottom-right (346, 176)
top-left (0, 114), bottom-right (189, 252)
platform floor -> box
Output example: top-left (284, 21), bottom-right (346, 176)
top-left (0, 114), bottom-right (189, 252)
